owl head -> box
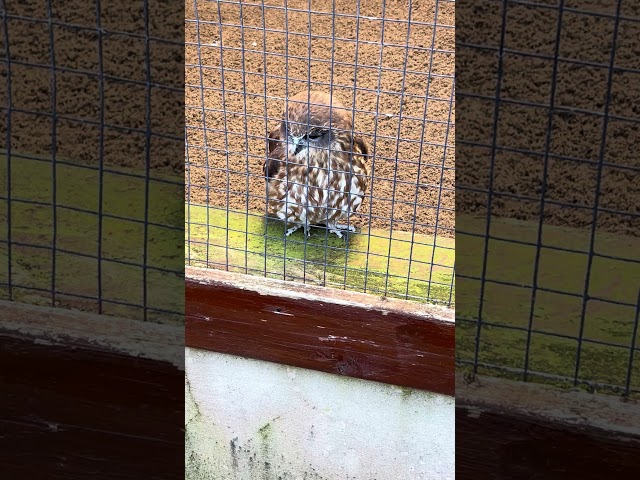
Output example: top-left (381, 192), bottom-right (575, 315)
top-left (283, 90), bottom-right (353, 157)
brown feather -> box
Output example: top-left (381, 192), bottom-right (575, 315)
top-left (264, 126), bottom-right (285, 178)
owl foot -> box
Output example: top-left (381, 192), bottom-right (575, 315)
top-left (329, 229), bottom-right (344, 239)
top-left (333, 223), bottom-right (357, 233)
top-left (327, 222), bottom-right (357, 239)
top-left (285, 224), bottom-right (312, 237)
top-left (285, 224), bottom-right (301, 236)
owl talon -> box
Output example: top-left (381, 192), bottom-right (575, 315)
top-left (328, 229), bottom-right (344, 239)
top-left (334, 223), bottom-right (357, 233)
top-left (285, 225), bottom-right (301, 236)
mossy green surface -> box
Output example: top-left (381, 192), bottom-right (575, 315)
top-left (186, 204), bottom-right (456, 305)
top-left (456, 214), bottom-right (640, 395)
top-left (0, 153), bottom-right (184, 324)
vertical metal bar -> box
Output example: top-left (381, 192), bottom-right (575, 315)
top-left (329, 0), bottom-right (337, 272)
top-left (1, 7), bottom-right (13, 301)
top-left (142, 0), bottom-right (152, 321)
top-left (185, 123), bottom-right (193, 265)
top-left (573, 0), bottom-right (623, 386)
top-left (362, 0), bottom-right (388, 295)
top-left (261, 0), bottom-right (270, 279)
top-left (303, 0), bottom-right (313, 284)
top-left (523, 0), bottom-right (566, 382)
top-left (383, 0), bottom-right (414, 298)
top-left (96, 0), bottom-right (105, 313)
top-left (214, 0), bottom-right (231, 270)
top-left (321, 0), bottom-right (339, 288)
top-left (45, 0), bottom-right (58, 308)
top-left (237, 1), bottom-right (251, 274)
top-left (344, 0), bottom-right (363, 290)
top-left (407, 0), bottom-right (443, 301)
top-left (426, 74), bottom-right (454, 303)
top-left (282, 0), bottom-right (291, 281)
top-left (473, 0), bottom-right (510, 375)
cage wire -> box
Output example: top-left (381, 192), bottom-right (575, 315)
top-left (456, 0), bottom-right (640, 397)
top-left (185, 0), bottom-right (456, 306)
top-left (0, 1), bottom-right (184, 325)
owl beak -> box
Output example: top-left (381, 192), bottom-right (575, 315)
top-left (291, 136), bottom-right (306, 156)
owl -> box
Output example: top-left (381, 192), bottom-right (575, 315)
top-left (263, 90), bottom-right (370, 239)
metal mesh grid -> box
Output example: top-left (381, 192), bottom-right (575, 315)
top-left (0, 1), bottom-right (184, 325)
top-left (456, 0), bottom-right (640, 396)
top-left (185, 0), bottom-right (456, 306)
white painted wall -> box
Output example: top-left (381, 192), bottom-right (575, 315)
top-left (186, 347), bottom-right (455, 480)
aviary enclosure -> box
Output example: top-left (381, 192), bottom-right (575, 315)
top-left (185, 0), bottom-right (456, 305)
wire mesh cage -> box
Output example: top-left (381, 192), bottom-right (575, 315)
top-left (456, 0), bottom-right (640, 397)
top-left (0, 1), bottom-right (184, 325)
top-left (185, 0), bottom-right (456, 306)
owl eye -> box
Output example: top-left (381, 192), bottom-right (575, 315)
top-left (307, 131), bottom-right (323, 140)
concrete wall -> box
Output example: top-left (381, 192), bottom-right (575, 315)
top-left (186, 347), bottom-right (455, 480)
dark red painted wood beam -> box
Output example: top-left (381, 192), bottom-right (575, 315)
top-left (185, 266), bottom-right (455, 396)
top-left (456, 375), bottom-right (640, 479)
top-left (0, 300), bottom-right (184, 478)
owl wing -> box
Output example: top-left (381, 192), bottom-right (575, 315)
top-left (352, 135), bottom-right (369, 165)
top-left (264, 126), bottom-right (285, 178)
top-left (350, 134), bottom-right (370, 192)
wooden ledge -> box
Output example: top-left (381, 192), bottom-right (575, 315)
top-left (186, 266), bottom-right (454, 323)
top-left (0, 299), bottom-right (184, 369)
top-left (457, 375), bottom-right (640, 478)
top-left (186, 266), bottom-right (455, 396)
top-left (457, 375), bottom-right (640, 436)
top-left (1, 300), bottom-right (185, 478)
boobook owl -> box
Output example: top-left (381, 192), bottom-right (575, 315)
top-left (263, 90), bottom-right (370, 238)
